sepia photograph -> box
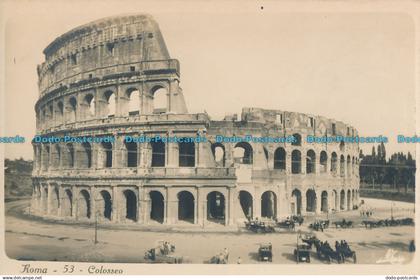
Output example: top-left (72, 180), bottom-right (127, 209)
top-left (0, 0), bottom-right (419, 277)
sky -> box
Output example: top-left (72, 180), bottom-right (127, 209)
top-left (1, 0), bottom-right (416, 160)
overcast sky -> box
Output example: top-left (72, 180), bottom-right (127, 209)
top-left (2, 1), bottom-right (416, 160)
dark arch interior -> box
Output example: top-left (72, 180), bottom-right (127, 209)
top-left (124, 190), bottom-right (137, 221)
top-left (261, 191), bottom-right (277, 219)
top-left (292, 189), bottom-right (302, 215)
top-left (150, 191), bottom-right (164, 223)
top-left (306, 190), bottom-right (316, 212)
top-left (207, 191), bottom-right (225, 224)
top-left (151, 139), bottom-right (165, 167)
top-left (100, 190), bottom-right (112, 220)
top-left (178, 191), bottom-right (195, 223)
top-left (239, 191), bottom-right (253, 219)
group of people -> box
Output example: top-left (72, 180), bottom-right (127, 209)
top-left (360, 209), bottom-right (374, 217)
top-left (159, 241), bottom-right (174, 255)
top-left (335, 240), bottom-right (351, 254)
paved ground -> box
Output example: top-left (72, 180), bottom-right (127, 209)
top-left (4, 198), bottom-right (415, 264)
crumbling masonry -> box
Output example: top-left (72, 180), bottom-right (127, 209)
top-left (31, 15), bottom-right (360, 226)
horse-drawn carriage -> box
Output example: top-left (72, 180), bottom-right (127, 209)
top-left (333, 219), bottom-right (353, 229)
top-left (144, 241), bottom-right (182, 264)
top-left (309, 220), bottom-right (329, 231)
top-left (277, 219), bottom-right (295, 231)
top-left (314, 240), bottom-right (343, 264)
top-left (258, 243), bottom-right (273, 262)
top-left (291, 215), bottom-right (304, 226)
top-left (335, 241), bottom-right (356, 263)
top-left (245, 220), bottom-right (276, 233)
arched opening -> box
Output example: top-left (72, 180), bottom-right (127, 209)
top-left (63, 143), bottom-right (74, 168)
top-left (331, 152), bottom-right (338, 175)
top-left (104, 91), bottom-right (116, 117)
top-left (261, 191), bottom-right (277, 219)
top-left (42, 145), bottom-right (50, 171)
top-left (179, 140), bottom-right (195, 167)
top-left (78, 190), bottom-right (91, 219)
top-left (51, 186), bottom-right (60, 216)
top-left (291, 189), bottom-right (302, 215)
top-left (85, 94), bottom-right (95, 117)
top-left (234, 142), bottom-right (253, 164)
top-left (239, 191), bottom-right (253, 219)
top-left (340, 155), bottom-right (345, 177)
top-left (347, 155), bottom-right (351, 177)
top-left (98, 190), bottom-right (112, 220)
top-left (339, 140), bottom-right (345, 152)
top-left (292, 133), bottom-right (302, 146)
top-left (177, 191), bottom-right (195, 223)
top-left (340, 190), bottom-right (345, 210)
top-left (68, 97), bottom-right (77, 122)
top-left (352, 189), bottom-right (355, 205)
top-left (347, 189), bottom-right (352, 210)
top-left (211, 143), bottom-right (225, 167)
top-left (207, 191), bottom-right (225, 224)
top-left (125, 141), bottom-right (138, 167)
top-left (320, 151), bottom-right (327, 173)
top-left (291, 150), bottom-right (301, 174)
top-left (332, 190), bottom-right (338, 211)
top-left (127, 89), bottom-right (140, 115)
top-left (51, 144), bottom-right (61, 168)
top-left (306, 189), bottom-right (317, 212)
top-left (79, 142), bottom-right (92, 168)
top-left (62, 189), bottom-right (72, 217)
top-left (321, 191), bottom-right (328, 213)
top-left (99, 142), bottom-right (113, 168)
top-left (352, 157), bottom-right (355, 175)
top-left (306, 149), bottom-right (316, 174)
top-left (150, 191), bottom-right (164, 223)
top-left (274, 147), bottom-right (286, 170)
top-left (124, 190), bottom-right (137, 221)
top-left (57, 101), bottom-right (64, 123)
top-left (151, 138), bottom-right (165, 167)
top-left (152, 87), bottom-right (167, 114)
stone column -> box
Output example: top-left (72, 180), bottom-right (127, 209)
top-left (166, 187), bottom-right (178, 225)
top-left (254, 189), bottom-right (261, 218)
top-left (301, 149), bottom-right (306, 174)
top-left (90, 186), bottom-right (96, 221)
top-left (301, 189), bottom-right (307, 215)
top-left (227, 187), bottom-right (235, 225)
top-left (47, 184), bottom-right (52, 215)
top-left (137, 186), bottom-right (144, 224)
top-left (112, 186), bottom-right (119, 223)
top-left (197, 187), bottom-right (206, 226)
top-left (167, 131), bottom-right (178, 167)
top-left (72, 185), bottom-right (78, 219)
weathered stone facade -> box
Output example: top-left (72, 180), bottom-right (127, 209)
top-left (31, 14), bottom-right (360, 226)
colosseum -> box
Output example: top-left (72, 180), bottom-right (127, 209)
top-left (31, 14), bottom-right (360, 227)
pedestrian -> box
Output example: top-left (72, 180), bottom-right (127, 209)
top-left (237, 257), bottom-right (242, 264)
top-left (224, 247), bottom-right (229, 261)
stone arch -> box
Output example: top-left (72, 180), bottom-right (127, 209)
top-left (306, 189), bottom-right (317, 212)
top-left (179, 139), bottom-right (195, 167)
top-left (63, 143), bottom-right (75, 168)
top-left (57, 101), bottom-right (64, 123)
top-left (50, 186), bottom-right (60, 216)
top-left (292, 133), bottom-right (302, 146)
top-left (68, 96), bottom-right (77, 122)
top-left (211, 142), bottom-right (225, 167)
top-left (123, 189), bottom-right (138, 222)
top-left (51, 144), bottom-right (61, 168)
top-left (78, 142), bottom-right (92, 168)
top-left (331, 152), bottom-right (338, 175)
top-left (104, 90), bottom-right (116, 117)
top-left (320, 151), bottom-right (328, 173)
top-left (261, 191), bottom-right (277, 219)
top-left (306, 149), bottom-right (316, 174)
top-left (151, 85), bottom-right (168, 114)
top-left (84, 94), bottom-right (95, 118)
top-left (124, 140), bottom-right (138, 167)
top-left (207, 191), bottom-right (225, 224)
top-left (347, 155), bottom-right (351, 177)
top-left (340, 155), bottom-right (345, 177)
top-left (291, 189), bottom-right (302, 215)
top-left (178, 191), bottom-right (195, 223)
top-left (340, 189), bottom-right (345, 210)
top-left (339, 140), bottom-right (345, 152)
top-left (62, 189), bottom-right (73, 217)
top-left (332, 190), bottom-right (339, 211)
top-left (274, 147), bottom-right (286, 170)
top-left (291, 149), bottom-right (301, 174)
top-left (78, 189), bottom-right (91, 219)
top-left (352, 157), bottom-right (355, 175)
top-left (234, 142), bottom-right (253, 164)
top-left (151, 138), bottom-right (165, 167)
top-left (127, 88), bottom-right (140, 115)
top-left (321, 191), bottom-right (328, 213)
top-left (41, 144), bottom-right (50, 171)
top-left (99, 142), bottom-right (113, 168)
top-left (347, 189), bottom-right (352, 210)
top-left (150, 190), bottom-right (164, 223)
top-left (239, 190), bottom-right (253, 219)
top-left (97, 190), bottom-right (112, 220)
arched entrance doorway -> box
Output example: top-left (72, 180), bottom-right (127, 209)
top-left (150, 191), bottom-right (164, 223)
top-left (178, 191), bottom-right (195, 223)
top-left (239, 191), bottom-right (253, 219)
top-left (207, 191), bottom-right (225, 224)
top-left (261, 191), bottom-right (277, 219)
